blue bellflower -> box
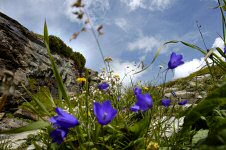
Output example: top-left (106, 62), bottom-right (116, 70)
top-left (50, 128), bottom-right (68, 144)
top-left (178, 100), bottom-right (188, 106)
top-left (134, 87), bottom-right (142, 95)
top-left (168, 52), bottom-right (184, 69)
top-left (131, 94), bottom-right (153, 112)
top-left (98, 82), bottom-right (109, 91)
top-left (162, 99), bottom-right (171, 108)
top-left (50, 107), bottom-right (79, 129)
top-left (50, 107), bottom-right (79, 144)
top-left (94, 100), bottom-right (118, 125)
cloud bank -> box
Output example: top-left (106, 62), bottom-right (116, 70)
top-left (173, 37), bottom-right (224, 79)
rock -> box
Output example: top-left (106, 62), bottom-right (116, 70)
top-left (0, 112), bottom-right (5, 120)
top-left (0, 130), bottom-right (40, 149)
top-left (193, 74), bottom-right (211, 81)
top-left (189, 81), bottom-right (196, 87)
top-left (0, 118), bottom-right (29, 131)
top-left (164, 90), bottom-right (195, 99)
top-left (14, 108), bottom-right (38, 121)
top-left (175, 90), bottom-right (195, 99)
top-left (0, 12), bottom-right (98, 111)
top-left (197, 95), bottom-right (203, 99)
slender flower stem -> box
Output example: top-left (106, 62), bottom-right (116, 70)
top-left (145, 110), bottom-right (152, 150)
top-left (83, 8), bottom-right (109, 74)
top-left (161, 69), bottom-right (169, 98)
top-left (101, 125), bottom-right (105, 147)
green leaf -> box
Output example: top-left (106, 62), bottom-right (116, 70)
top-left (43, 21), bottom-right (71, 112)
top-left (0, 121), bottom-right (50, 134)
top-left (192, 129), bottom-right (209, 146)
top-left (182, 79), bottom-right (226, 130)
top-left (133, 44), bottom-right (163, 75)
top-left (22, 84), bottom-right (50, 116)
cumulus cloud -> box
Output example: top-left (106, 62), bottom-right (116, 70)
top-left (173, 58), bottom-right (206, 79)
top-left (108, 58), bottom-right (147, 85)
top-left (212, 37), bottom-right (224, 50)
top-left (173, 37), bottom-right (225, 79)
top-left (120, 0), bottom-right (175, 11)
top-left (128, 36), bottom-right (162, 53)
top-left (114, 18), bottom-right (128, 31)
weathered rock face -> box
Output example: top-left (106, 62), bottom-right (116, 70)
top-left (0, 12), bottom-right (93, 111)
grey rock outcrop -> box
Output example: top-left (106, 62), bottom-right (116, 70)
top-left (0, 12), bottom-right (94, 111)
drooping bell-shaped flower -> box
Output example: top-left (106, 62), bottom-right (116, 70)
top-left (50, 128), bottom-right (68, 144)
top-left (168, 52), bottom-right (184, 69)
top-left (131, 94), bottom-right (153, 112)
top-left (178, 100), bottom-right (188, 106)
top-left (134, 87), bottom-right (142, 95)
top-left (162, 99), bottom-right (171, 108)
top-left (50, 107), bottom-right (79, 129)
top-left (94, 100), bottom-right (118, 125)
top-left (98, 82), bottom-right (109, 91)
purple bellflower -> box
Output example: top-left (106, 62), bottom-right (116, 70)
top-left (50, 107), bottom-right (79, 129)
top-left (50, 128), bottom-right (68, 144)
top-left (162, 99), bottom-right (171, 108)
top-left (98, 82), bottom-right (109, 91)
top-left (94, 100), bottom-right (118, 125)
top-left (50, 107), bottom-right (79, 144)
top-left (178, 100), bottom-right (188, 106)
top-left (168, 52), bottom-right (184, 69)
top-left (131, 94), bottom-right (153, 112)
top-left (134, 87), bottom-right (142, 95)
top-left (224, 47), bottom-right (226, 54)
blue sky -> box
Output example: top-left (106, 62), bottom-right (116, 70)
top-left (0, 0), bottom-right (224, 84)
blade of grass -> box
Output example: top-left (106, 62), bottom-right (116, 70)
top-left (44, 21), bottom-right (72, 112)
top-left (0, 121), bottom-right (50, 134)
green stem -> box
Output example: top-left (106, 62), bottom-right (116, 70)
top-left (101, 125), bottom-right (105, 148)
top-left (161, 69), bottom-right (169, 98)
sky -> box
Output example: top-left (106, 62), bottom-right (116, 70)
top-left (0, 0), bottom-right (224, 85)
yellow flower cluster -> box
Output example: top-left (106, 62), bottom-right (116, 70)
top-left (147, 141), bottom-right (159, 150)
top-left (76, 77), bottom-right (86, 83)
top-left (113, 74), bottom-right (120, 80)
top-left (143, 86), bottom-right (149, 90)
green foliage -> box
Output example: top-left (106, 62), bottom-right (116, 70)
top-left (20, 86), bottom-right (56, 117)
top-left (49, 35), bottom-right (86, 70)
top-left (0, 121), bottom-right (50, 134)
top-left (0, 136), bottom-right (12, 150)
top-left (44, 22), bottom-right (71, 112)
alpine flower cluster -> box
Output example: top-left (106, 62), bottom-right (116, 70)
top-left (131, 87), bottom-right (154, 112)
top-left (49, 52), bottom-right (187, 145)
top-left (50, 107), bottom-right (79, 144)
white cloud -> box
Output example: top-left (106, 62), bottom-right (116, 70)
top-left (120, 0), bottom-right (175, 11)
top-left (212, 37), bottom-right (224, 49)
top-left (174, 58), bottom-right (206, 79)
top-left (173, 37), bottom-right (225, 79)
top-left (114, 18), bottom-right (128, 31)
top-left (128, 36), bottom-right (162, 53)
top-left (109, 58), bottom-right (147, 85)
top-left (149, 0), bottom-right (174, 11)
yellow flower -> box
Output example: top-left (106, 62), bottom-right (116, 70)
top-left (143, 86), bottom-right (149, 90)
top-left (76, 77), bottom-right (86, 83)
top-left (147, 142), bottom-right (159, 150)
top-left (113, 74), bottom-right (120, 79)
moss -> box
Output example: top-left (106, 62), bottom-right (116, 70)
top-left (28, 78), bottom-right (38, 91)
top-left (48, 35), bottom-right (86, 70)
top-left (165, 65), bottom-right (224, 89)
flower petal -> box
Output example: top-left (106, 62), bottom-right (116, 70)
top-left (50, 128), bottom-right (68, 144)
